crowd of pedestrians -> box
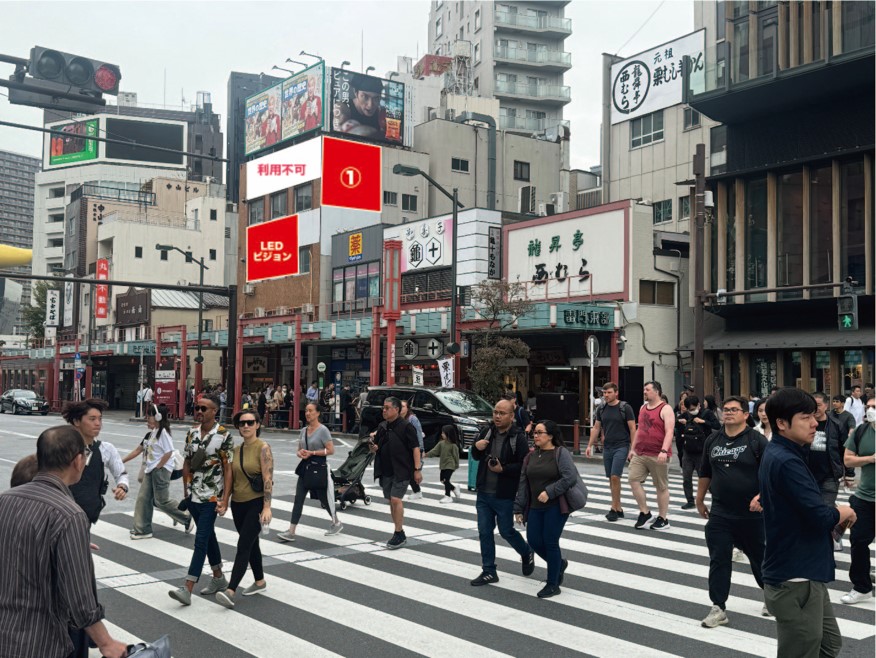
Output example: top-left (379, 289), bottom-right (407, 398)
top-left (0, 379), bottom-right (872, 657)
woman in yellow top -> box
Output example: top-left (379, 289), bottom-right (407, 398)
top-left (216, 409), bottom-right (274, 609)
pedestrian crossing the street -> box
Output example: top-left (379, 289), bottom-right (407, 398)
top-left (87, 468), bottom-right (875, 658)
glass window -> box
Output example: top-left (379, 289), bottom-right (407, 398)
top-left (160, 250), bottom-right (168, 261)
top-left (299, 246), bottom-right (311, 274)
top-left (295, 182), bottom-right (313, 212)
top-left (809, 165), bottom-right (833, 297)
top-left (716, 0), bottom-right (726, 40)
top-left (368, 262), bottom-right (380, 302)
top-left (653, 199), bottom-right (672, 224)
top-left (210, 209), bottom-right (217, 221)
top-left (840, 159), bottom-right (866, 286)
top-left (733, 20), bottom-right (750, 83)
top-left (726, 183), bottom-right (737, 292)
top-left (270, 191), bottom-right (287, 218)
top-left (679, 195), bottom-right (691, 219)
top-left (248, 199), bottom-right (264, 225)
top-left (384, 191), bottom-right (398, 205)
top-left (758, 15), bottom-right (777, 77)
top-left (842, 1), bottom-right (875, 52)
top-left (513, 160), bottom-right (530, 181)
top-left (209, 248), bottom-right (217, 261)
top-left (683, 107), bottom-right (701, 130)
top-left (710, 125), bottom-right (728, 175)
top-left (134, 246), bottom-right (143, 258)
top-left (435, 16), bottom-right (442, 37)
top-left (402, 194), bottom-right (418, 212)
top-left (344, 266), bottom-right (356, 305)
top-left (630, 111), bottom-right (663, 148)
top-left (451, 157), bottom-right (470, 173)
top-left (474, 42), bottom-right (481, 63)
top-left (709, 193), bottom-right (719, 292)
top-left (474, 8), bottom-right (481, 30)
top-left (639, 280), bottom-right (675, 305)
top-left (777, 171), bottom-right (803, 299)
top-left (333, 268), bottom-right (344, 302)
top-left (745, 177), bottom-right (768, 291)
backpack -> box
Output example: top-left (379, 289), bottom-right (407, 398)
top-left (851, 423), bottom-right (870, 454)
top-left (681, 414), bottom-right (710, 453)
top-left (596, 400), bottom-right (631, 424)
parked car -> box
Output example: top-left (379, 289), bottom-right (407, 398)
top-left (359, 386), bottom-right (493, 452)
top-left (0, 389), bottom-right (50, 415)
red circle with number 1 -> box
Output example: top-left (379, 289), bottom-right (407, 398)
top-left (340, 166), bottom-right (362, 189)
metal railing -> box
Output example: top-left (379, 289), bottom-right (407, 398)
top-left (494, 46), bottom-right (571, 67)
top-left (494, 80), bottom-right (571, 100)
top-left (494, 9), bottom-right (572, 33)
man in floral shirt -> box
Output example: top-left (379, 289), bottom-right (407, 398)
top-left (169, 393), bottom-right (233, 606)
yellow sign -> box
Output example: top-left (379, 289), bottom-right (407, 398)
top-left (348, 232), bottom-right (363, 262)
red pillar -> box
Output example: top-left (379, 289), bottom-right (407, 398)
top-left (370, 307), bottom-right (381, 386)
top-left (382, 240), bottom-right (402, 387)
top-left (386, 319), bottom-right (397, 386)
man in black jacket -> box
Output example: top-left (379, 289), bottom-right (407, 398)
top-left (677, 396), bottom-right (721, 509)
top-left (469, 398), bottom-right (534, 586)
top-left (812, 392), bottom-right (847, 551)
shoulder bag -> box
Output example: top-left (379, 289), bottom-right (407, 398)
top-left (557, 447), bottom-right (589, 513)
top-left (239, 443), bottom-right (264, 493)
top-left (295, 428), bottom-right (328, 491)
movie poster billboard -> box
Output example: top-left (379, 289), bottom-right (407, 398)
top-left (244, 83), bottom-right (283, 155)
top-left (49, 119), bottom-right (99, 166)
top-left (281, 62), bottom-right (324, 142)
top-left (330, 69), bottom-right (404, 146)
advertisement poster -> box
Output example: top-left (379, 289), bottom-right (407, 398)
top-left (49, 119), bottom-right (99, 165)
top-left (244, 83), bottom-right (282, 155)
top-left (246, 214), bottom-right (300, 283)
top-left (245, 137), bottom-right (322, 200)
top-left (321, 136), bottom-right (382, 212)
top-left (330, 69), bottom-right (404, 146)
top-left (384, 214), bottom-right (453, 273)
top-left (63, 281), bottom-right (74, 327)
top-left (95, 259), bottom-right (109, 319)
top-left (281, 63), bottom-right (324, 142)
top-left (154, 370), bottom-right (176, 409)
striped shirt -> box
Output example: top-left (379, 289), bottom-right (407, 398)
top-left (0, 473), bottom-right (104, 658)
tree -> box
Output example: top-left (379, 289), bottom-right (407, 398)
top-left (466, 280), bottom-right (534, 403)
top-left (21, 280), bottom-right (60, 342)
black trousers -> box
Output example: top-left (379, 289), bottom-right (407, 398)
top-left (849, 494), bottom-right (875, 594)
top-left (290, 476), bottom-right (334, 525)
top-left (228, 497), bottom-right (265, 591)
top-left (682, 450), bottom-right (703, 504)
top-left (705, 514), bottom-right (765, 609)
top-left (440, 468), bottom-right (457, 496)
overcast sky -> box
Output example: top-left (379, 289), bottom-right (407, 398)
top-left (0, 0), bottom-right (693, 171)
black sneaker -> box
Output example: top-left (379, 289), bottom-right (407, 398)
top-left (634, 511), bottom-right (653, 529)
top-left (386, 531), bottom-right (407, 550)
top-left (650, 516), bottom-right (670, 531)
top-left (681, 502), bottom-right (696, 510)
top-left (470, 571), bottom-right (499, 586)
top-left (606, 509), bottom-right (619, 522)
top-left (615, 510), bottom-right (625, 519)
top-left (558, 559), bottom-right (569, 587)
top-left (537, 583), bottom-right (561, 599)
top-left (522, 551), bottom-right (535, 576)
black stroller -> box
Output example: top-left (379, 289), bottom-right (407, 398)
top-left (333, 439), bottom-right (375, 510)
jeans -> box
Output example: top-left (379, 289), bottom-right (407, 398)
top-left (526, 504), bottom-right (569, 586)
top-left (764, 581), bottom-right (841, 658)
top-left (132, 467), bottom-right (189, 535)
top-left (228, 497), bottom-right (265, 591)
top-left (476, 492), bottom-right (531, 574)
top-left (681, 450), bottom-right (703, 504)
top-left (186, 501), bottom-right (222, 583)
top-left (849, 494), bottom-right (875, 594)
top-left (705, 514), bottom-right (765, 609)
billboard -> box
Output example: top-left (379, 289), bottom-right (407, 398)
top-left (610, 29), bottom-right (705, 125)
top-left (245, 136), bottom-right (322, 200)
top-left (329, 68), bottom-right (404, 146)
top-left (49, 119), bottom-right (98, 166)
top-left (321, 136), bottom-right (382, 212)
top-left (95, 259), bottom-right (109, 319)
top-left (246, 214), bottom-right (300, 283)
top-left (384, 214), bottom-right (454, 273)
top-left (245, 83), bottom-right (283, 155)
top-left (116, 288), bottom-right (150, 326)
top-left (105, 117), bottom-right (185, 165)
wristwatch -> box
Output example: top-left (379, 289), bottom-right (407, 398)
top-left (659, 450), bottom-right (668, 454)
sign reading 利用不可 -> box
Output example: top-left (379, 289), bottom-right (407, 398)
top-left (246, 214), bottom-right (300, 283)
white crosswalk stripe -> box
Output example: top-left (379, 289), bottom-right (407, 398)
top-left (86, 467), bottom-right (875, 658)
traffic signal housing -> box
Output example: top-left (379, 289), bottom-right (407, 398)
top-left (28, 47), bottom-right (121, 96)
top-left (837, 295), bottom-right (858, 331)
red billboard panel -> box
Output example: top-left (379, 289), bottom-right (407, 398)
top-left (246, 214), bottom-right (300, 283)
top-left (321, 136), bottom-right (381, 212)
top-left (95, 258), bottom-right (109, 319)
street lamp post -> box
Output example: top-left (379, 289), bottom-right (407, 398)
top-left (392, 164), bottom-right (464, 386)
top-left (156, 244), bottom-right (208, 393)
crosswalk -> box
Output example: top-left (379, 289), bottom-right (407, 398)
top-left (87, 467), bottom-right (875, 658)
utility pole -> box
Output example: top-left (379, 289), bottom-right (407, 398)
top-left (692, 143), bottom-right (706, 396)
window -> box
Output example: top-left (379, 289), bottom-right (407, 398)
top-left (745, 177), bottom-right (768, 290)
top-left (683, 107), bottom-right (701, 130)
top-left (209, 249), bottom-right (217, 261)
top-left (436, 16), bottom-right (443, 37)
top-left (842, 1), bottom-right (875, 52)
top-left (716, 0), bottom-right (726, 40)
top-left (733, 20), bottom-right (750, 82)
top-left (295, 182), bottom-right (313, 212)
top-left (513, 160), bottom-right (530, 181)
top-left (809, 164), bottom-right (833, 297)
top-left (402, 194), bottom-right (418, 212)
top-left (270, 191), bottom-right (287, 218)
top-left (383, 191), bottom-right (398, 206)
top-left (679, 195), bottom-right (691, 220)
top-left (777, 171), bottom-right (803, 298)
top-left (48, 187), bottom-right (65, 199)
top-left (195, 134), bottom-right (203, 151)
top-left (299, 246), bottom-right (311, 274)
top-left (248, 199), bottom-right (264, 225)
top-left (840, 159), bottom-right (866, 286)
top-left (630, 111), bottom-right (664, 148)
top-left (474, 42), bottom-right (481, 63)
top-left (639, 280), bottom-right (675, 306)
top-left (710, 125), bottom-right (728, 175)
top-left (451, 157), bottom-right (470, 173)
top-left (160, 251), bottom-right (168, 261)
top-left (653, 199), bottom-right (672, 224)
top-left (134, 246), bottom-right (143, 258)
top-left (209, 208), bottom-right (217, 221)
top-left (474, 8), bottom-right (481, 30)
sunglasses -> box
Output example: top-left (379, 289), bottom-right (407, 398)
top-left (195, 405), bottom-right (214, 413)
top-left (237, 419), bottom-right (258, 427)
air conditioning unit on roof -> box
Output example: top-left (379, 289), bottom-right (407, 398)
top-left (254, 307), bottom-right (265, 317)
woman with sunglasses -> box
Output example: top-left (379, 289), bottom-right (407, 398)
top-left (277, 403), bottom-right (343, 541)
top-left (215, 410), bottom-right (274, 609)
top-left (514, 420), bottom-right (578, 598)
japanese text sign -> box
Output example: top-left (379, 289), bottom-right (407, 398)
top-left (245, 137), bottom-right (322, 200)
top-left (348, 232), bottom-right (363, 262)
top-left (437, 355), bottom-right (454, 388)
top-left (45, 289), bottom-right (60, 326)
top-left (321, 136), bottom-right (382, 212)
top-left (95, 259), bottom-right (109, 319)
top-left (246, 214), bottom-right (300, 283)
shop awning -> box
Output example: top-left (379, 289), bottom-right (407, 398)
top-left (681, 328), bottom-right (874, 352)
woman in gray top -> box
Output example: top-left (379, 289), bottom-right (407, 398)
top-left (277, 403), bottom-right (343, 541)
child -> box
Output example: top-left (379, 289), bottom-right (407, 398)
top-left (425, 424), bottom-right (461, 504)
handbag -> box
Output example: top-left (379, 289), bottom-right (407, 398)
top-left (126, 635), bottom-right (171, 658)
top-left (559, 448), bottom-right (589, 512)
top-left (239, 443), bottom-right (264, 493)
top-left (188, 430), bottom-right (219, 472)
top-left (296, 428), bottom-right (328, 490)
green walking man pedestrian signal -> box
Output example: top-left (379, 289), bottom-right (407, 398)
top-left (837, 295), bottom-right (858, 331)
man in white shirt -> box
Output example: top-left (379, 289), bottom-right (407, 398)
top-left (845, 386), bottom-right (865, 427)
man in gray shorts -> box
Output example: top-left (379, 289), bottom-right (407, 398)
top-left (586, 382), bottom-right (636, 522)
top-left (370, 396), bottom-right (421, 549)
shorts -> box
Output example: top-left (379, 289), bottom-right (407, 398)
top-left (628, 455), bottom-right (669, 492)
top-left (380, 476), bottom-right (410, 500)
top-left (603, 444), bottom-right (629, 478)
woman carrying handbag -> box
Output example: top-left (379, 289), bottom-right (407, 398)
top-left (277, 403), bottom-right (343, 541)
top-left (514, 419), bottom-right (588, 599)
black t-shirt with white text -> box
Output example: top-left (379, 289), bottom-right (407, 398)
top-left (700, 427), bottom-right (769, 519)
top-left (597, 402), bottom-right (635, 447)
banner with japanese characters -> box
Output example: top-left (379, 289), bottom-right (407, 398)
top-left (45, 289), bottom-right (60, 327)
top-left (436, 356), bottom-right (454, 389)
top-left (610, 29), bottom-right (705, 125)
top-left (246, 214), bottom-right (300, 283)
top-left (245, 136), bottom-right (322, 200)
top-left (383, 214), bottom-right (453, 272)
top-left (412, 366), bottom-right (424, 387)
top-left (95, 259), bottom-right (109, 319)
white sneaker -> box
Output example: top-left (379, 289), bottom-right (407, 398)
top-left (731, 548), bottom-right (744, 562)
top-left (439, 496), bottom-right (453, 504)
top-left (701, 605), bottom-right (728, 628)
top-left (840, 589), bottom-right (875, 605)
top-left (406, 492), bottom-right (423, 501)
top-left (452, 486), bottom-right (461, 501)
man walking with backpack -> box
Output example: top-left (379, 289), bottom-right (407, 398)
top-left (678, 395), bottom-right (721, 510)
top-left (586, 382), bottom-right (636, 521)
top-left (695, 396), bottom-right (770, 627)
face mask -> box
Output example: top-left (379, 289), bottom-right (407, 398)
top-left (867, 408), bottom-right (876, 424)
top-left (689, 408), bottom-right (700, 416)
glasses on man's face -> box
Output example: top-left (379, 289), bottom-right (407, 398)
top-left (237, 419), bottom-right (257, 427)
top-left (195, 405), bottom-right (214, 413)
top-left (722, 407), bottom-right (744, 414)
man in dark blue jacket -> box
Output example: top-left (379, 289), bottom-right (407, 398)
top-left (469, 398), bottom-right (534, 586)
top-left (760, 388), bottom-right (857, 658)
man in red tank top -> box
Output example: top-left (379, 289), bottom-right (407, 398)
top-left (628, 381), bottom-right (675, 530)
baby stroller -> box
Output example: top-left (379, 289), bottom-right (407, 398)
top-left (333, 439), bottom-right (375, 510)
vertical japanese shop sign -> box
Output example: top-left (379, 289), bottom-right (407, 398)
top-left (95, 259), bottom-right (109, 319)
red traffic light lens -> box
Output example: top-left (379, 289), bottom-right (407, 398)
top-left (65, 57), bottom-right (94, 86)
top-left (35, 50), bottom-right (65, 79)
top-left (94, 65), bottom-right (119, 92)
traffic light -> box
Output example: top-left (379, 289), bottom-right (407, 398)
top-left (837, 295), bottom-right (858, 331)
top-left (28, 47), bottom-right (121, 96)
